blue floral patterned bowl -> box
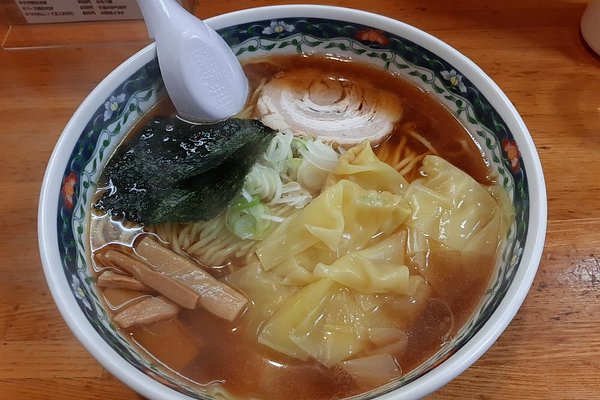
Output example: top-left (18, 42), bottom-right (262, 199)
top-left (38, 5), bottom-right (546, 400)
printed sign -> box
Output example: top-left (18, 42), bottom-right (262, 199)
top-left (15, 0), bottom-right (144, 23)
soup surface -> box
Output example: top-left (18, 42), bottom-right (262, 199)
top-left (89, 55), bottom-right (509, 400)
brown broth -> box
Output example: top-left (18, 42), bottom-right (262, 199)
top-left (91, 54), bottom-right (497, 400)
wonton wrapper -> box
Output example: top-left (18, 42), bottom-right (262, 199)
top-left (245, 149), bottom-right (514, 369)
top-left (258, 278), bottom-right (336, 361)
top-left (258, 278), bottom-right (397, 367)
top-left (288, 282), bottom-right (369, 366)
top-left (314, 232), bottom-right (424, 295)
top-left (340, 353), bottom-right (401, 389)
top-left (251, 160), bottom-right (421, 367)
top-left (256, 179), bottom-right (410, 271)
top-left (269, 248), bottom-right (322, 286)
top-left (225, 262), bottom-right (297, 335)
top-left (404, 155), bottom-right (513, 256)
top-left (326, 140), bottom-right (408, 195)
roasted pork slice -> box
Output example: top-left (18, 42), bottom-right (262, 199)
top-left (256, 68), bottom-right (403, 147)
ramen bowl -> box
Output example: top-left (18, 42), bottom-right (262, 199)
top-left (38, 5), bottom-right (546, 400)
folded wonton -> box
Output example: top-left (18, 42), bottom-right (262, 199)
top-left (326, 140), bottom-right (408, 194)
top-left (404, 155), bottom-right (513, 257)
top-left (256, 179), bottom-right (410, 271)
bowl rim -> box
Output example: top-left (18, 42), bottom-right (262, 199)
top-left (38, 4), bottom-right (547, 400)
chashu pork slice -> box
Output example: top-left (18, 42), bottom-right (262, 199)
top-left (256, 68), bottom-right (403, 147)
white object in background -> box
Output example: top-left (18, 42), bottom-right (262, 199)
top-left (581, 0), bottom-right (600, 55)
top-left (137, 0), bottom-right (248, 122)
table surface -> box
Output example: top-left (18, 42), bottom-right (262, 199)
top-left (1, 0), bottom-right (599, 399)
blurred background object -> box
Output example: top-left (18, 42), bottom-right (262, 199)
top-left (0, 0), bottom-right (195, 49)
top-left (581, 0), bottom-right (600, 55)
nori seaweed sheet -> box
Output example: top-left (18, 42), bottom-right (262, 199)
top-left (94, 117), bottom-right (275, 225)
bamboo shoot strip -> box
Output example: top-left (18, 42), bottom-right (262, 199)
top-left (95, 250), bottom-right (199, 309)
top-left (113, 296), bottom-right (180, 329)
top-left (97, 270), bottom-right (151, 292)
top-left (135, 236), bottom-right (248, 321)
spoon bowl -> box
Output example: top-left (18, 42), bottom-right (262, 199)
top-left (138, 0), bottom-right (248, 122)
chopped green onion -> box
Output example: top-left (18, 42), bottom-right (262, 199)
top-left (226, 196), bottom-right (274, 240)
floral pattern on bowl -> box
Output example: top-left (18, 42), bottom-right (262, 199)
top-left (56, 17), bottom-right (529, 400)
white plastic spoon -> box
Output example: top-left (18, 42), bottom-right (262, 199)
top-left (137, 0), bottom-right (248, 122)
